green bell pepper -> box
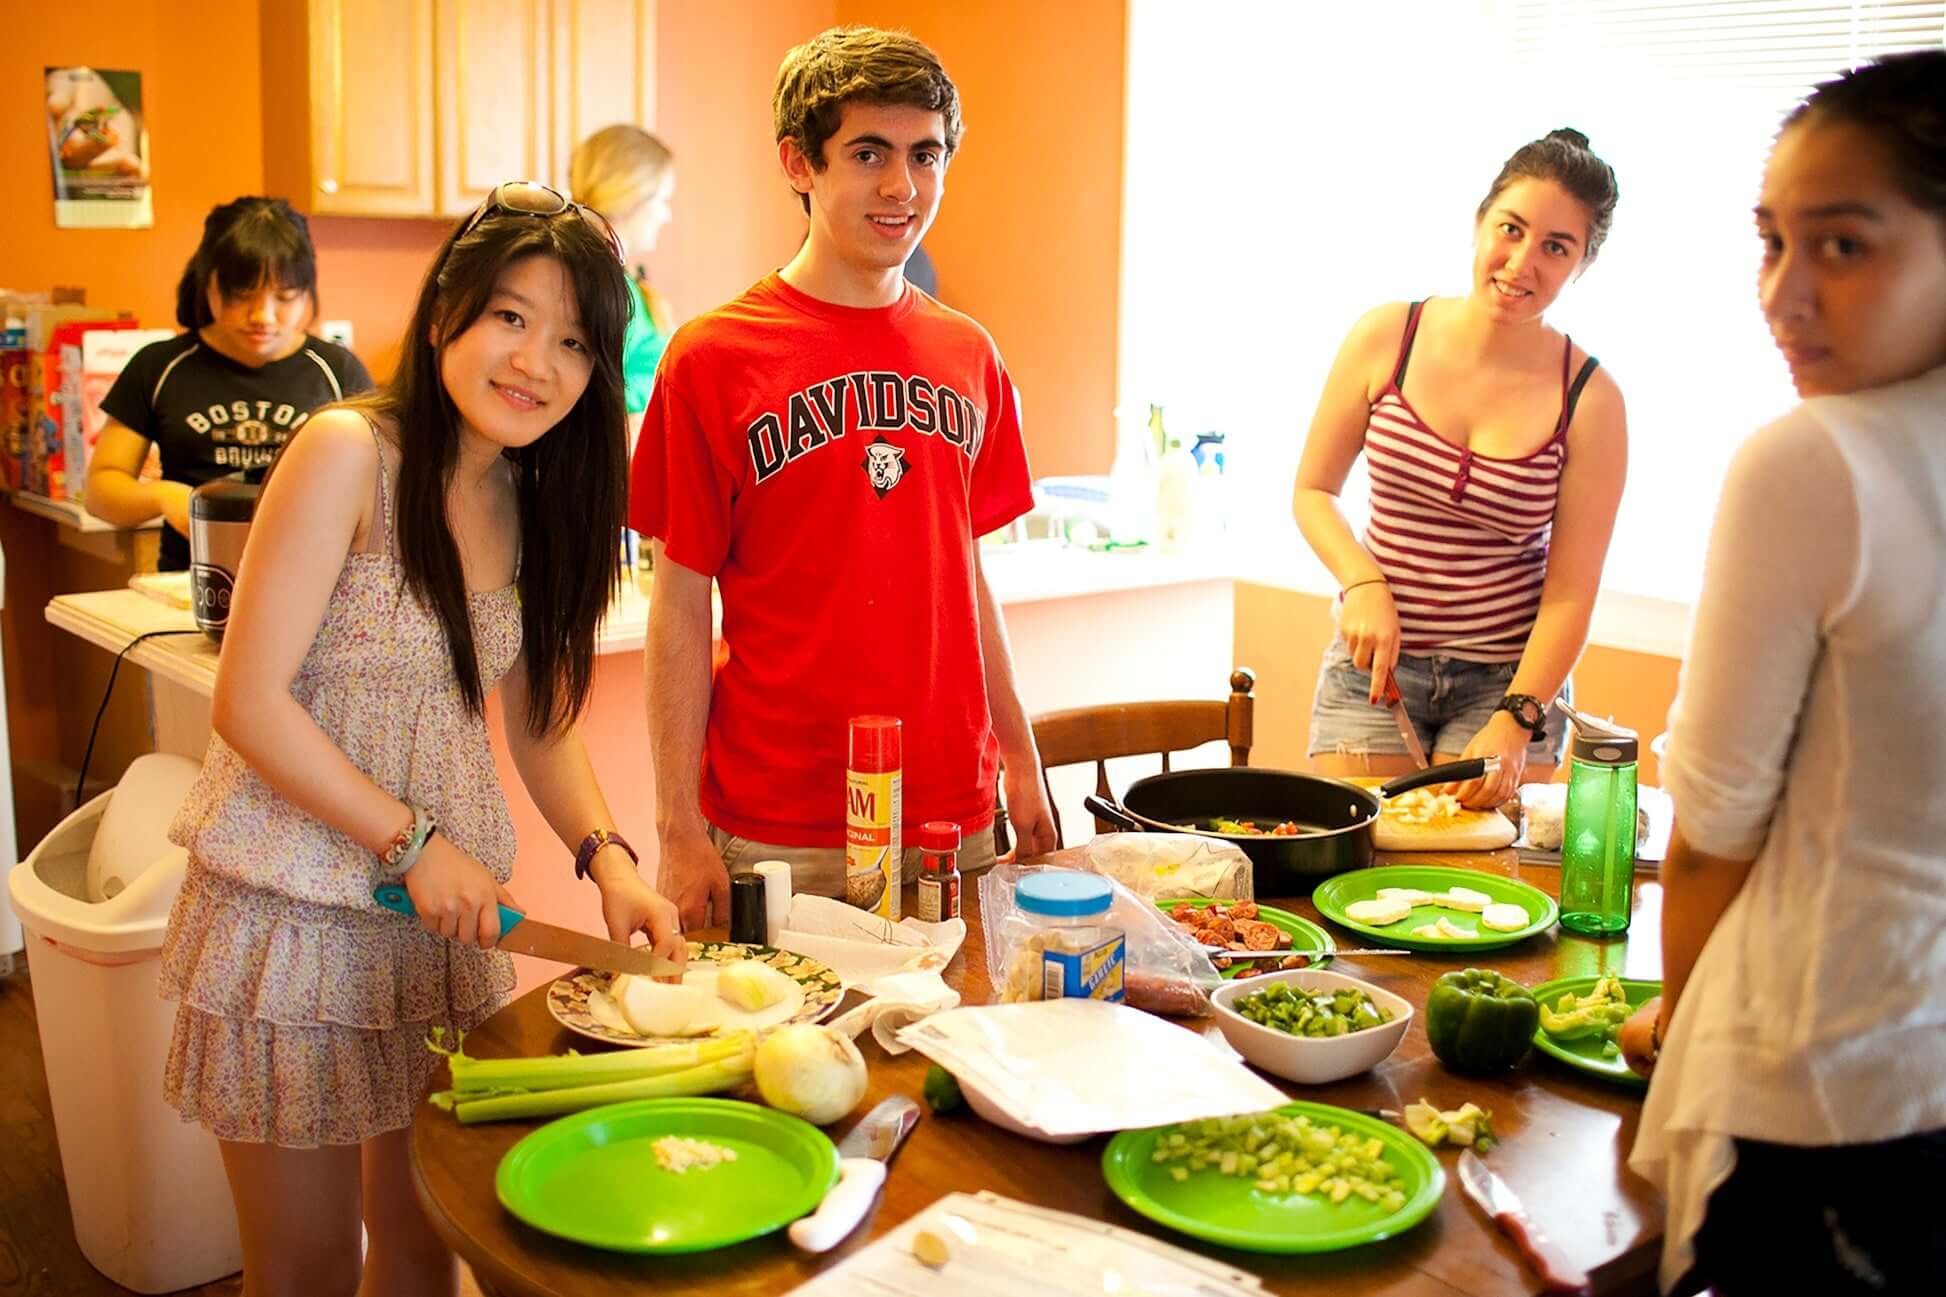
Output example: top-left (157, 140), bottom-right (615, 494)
top-left (1424, 968), bottom-right (1539, 1074)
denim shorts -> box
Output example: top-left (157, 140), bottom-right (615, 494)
top-left (1307, 636), bottom-right (1567, 768)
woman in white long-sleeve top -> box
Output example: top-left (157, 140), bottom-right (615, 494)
top-left (1620, 50), bottom-right (1946, 1297)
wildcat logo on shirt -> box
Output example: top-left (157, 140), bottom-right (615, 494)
top-left (745, 369), bottom-right (985, 489)
top-left (861, 437), bottom-right (906, 497)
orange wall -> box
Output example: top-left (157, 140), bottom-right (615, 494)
top-left (835, 0), bottom-right (1127, 478)
top-left (646, 0), bottom-right (837, 323)
top-left (3, 2), bottom-right (265, 327)
top-left (646, 0), bottom-right (1127, 479)
top-left (307, 215), bottom-right (450, 379)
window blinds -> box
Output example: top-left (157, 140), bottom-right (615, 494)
top-left (1508, 1), bottom-right (1946, 92)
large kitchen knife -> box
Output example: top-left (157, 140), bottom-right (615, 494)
top-left (1378, 669), bottom-right (1431, 769)
top-left (789, 1095), bottom-right (922, 1253)
top-left (1457, 1150), bottom-right (1592, 1295)
top-left (372, 884), bottom-right (684, 978)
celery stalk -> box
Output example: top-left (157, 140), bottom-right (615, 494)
top-left (443, 1053), bottom-right (755, 1124)
top-left (429, 1028), bottom-right (754, 1095)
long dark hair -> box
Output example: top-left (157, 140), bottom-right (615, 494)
top-left (354, 209), bottom-right (631, 737)
top-left (174, 196), bottom-right (318, 328)
top-left (1788, 50), bottom-right (1946, 226)
top-left (1477, 128), bottom-right (1620, 265)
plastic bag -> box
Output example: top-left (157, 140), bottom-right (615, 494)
top-left (1083, 832), bottom-right (1253, 902)
top-left (978, 862), bottom-right (1223, 1017)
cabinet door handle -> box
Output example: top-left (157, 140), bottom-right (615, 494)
top-left (320, 177), bottom-right (339, 195)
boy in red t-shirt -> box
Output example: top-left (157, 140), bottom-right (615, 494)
top-left (632, 26), bottom-right (1058, 927)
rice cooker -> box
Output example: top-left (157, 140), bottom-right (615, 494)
top-left (189, 478), bottom-right (259, 640)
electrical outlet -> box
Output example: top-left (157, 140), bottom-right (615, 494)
top-left (319, 319), bottom-right (354, 349)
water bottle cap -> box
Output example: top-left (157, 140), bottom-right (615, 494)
top-left (1572, 730), bottom-right (1638, 765)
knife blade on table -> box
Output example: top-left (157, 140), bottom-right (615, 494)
top-left (1457, 1149), bottom-right (1593, 1295)
top-left (372, 884), bottom-right (684, 978)
top-left (789, 1095), bottom-right (922, 1252)
top-left (1379, 670), bottom-right (1431, 770)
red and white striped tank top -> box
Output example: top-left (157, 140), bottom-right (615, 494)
top-left (1362, 300), bottom-right (1599, 663)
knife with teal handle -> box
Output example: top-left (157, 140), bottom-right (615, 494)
top-left (373, 884), bottom-right (684, 976)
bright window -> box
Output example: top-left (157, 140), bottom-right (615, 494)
top-left (1119, 0), bottom-right (1945, 606)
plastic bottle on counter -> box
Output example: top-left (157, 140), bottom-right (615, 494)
top-left (915, 820), bottom-right (962, 923)
top-left (1559, 725), bottom-right (1639, 935)
top-left (1154, 434), bottom-right (1198, 551)
top-left (1000, 870), bottom-right (1125, 1003)
top-left (845, 716), bottom-right (903, 919)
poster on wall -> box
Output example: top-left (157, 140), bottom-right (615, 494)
top-left (44, 66), bottom-right (153, 230)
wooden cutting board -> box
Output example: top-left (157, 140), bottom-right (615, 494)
top-left (1341, 777), bottom-right (1521, 852)
top-left (1372, 810), bottom-right (1518, 852)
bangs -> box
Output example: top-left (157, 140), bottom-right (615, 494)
top-left (209, 212), bottom-right (317, 301)
top-left (436, 218), bottom-right (631, 385)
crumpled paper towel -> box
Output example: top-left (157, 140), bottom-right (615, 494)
top-left (828, 968), bottom-right (962, 1054)
top-left (772, 895), bottom-right (967, 1050)
top-left (771, 894), bottom-right (965, 985)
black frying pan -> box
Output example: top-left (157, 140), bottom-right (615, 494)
top-left (1083, 758), bottom-right (1492, 896)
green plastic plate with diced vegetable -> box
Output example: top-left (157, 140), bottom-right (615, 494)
top-left (1101, 1102), bottom-right (1445, 1253)
top-left (1153, 898), bottom-right (1335, 975)
top-left (1311, 865), bottom-right (1557, 953)
top-left (1528, 973), bottom-right (1661, 1088)
top-left (496, 1098), bottom-right (838, 1253)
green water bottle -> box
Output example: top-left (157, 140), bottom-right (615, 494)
top-left (1558, 724), bottom-right (1638, 936)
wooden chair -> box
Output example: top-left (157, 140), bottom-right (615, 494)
top-left (1027, 668), bottom-right (1256, 849)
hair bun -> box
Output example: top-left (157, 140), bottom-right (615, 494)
top-left (1547, 127), bottom-right (1592, 150)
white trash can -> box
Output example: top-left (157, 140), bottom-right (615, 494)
top-left (7, 754), bottom-right (241, 1294)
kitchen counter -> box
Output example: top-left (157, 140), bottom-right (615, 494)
top-left (412, 849), bottom-right (1665, 1297)
top-left (46, 562), bottom-right (1239, 993)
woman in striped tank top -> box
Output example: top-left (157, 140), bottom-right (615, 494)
top-left (1295, 129), bottom-right (1627, 808)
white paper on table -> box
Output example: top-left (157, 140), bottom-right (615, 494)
top-left (827, 968), bottom-right (961, 1054)
top-left (895, 999), bottom-right (1288, 1139)
top-left (773, 894), bottom-right (966, 987)
top-left (790, 1191), bottom-right (1267, 1296)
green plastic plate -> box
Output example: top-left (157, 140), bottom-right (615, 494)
top-left (1102, 1101), bottom-right (1446, 1253)
top-left (496, 1098), bottom-right (838, 1253)
top-left (1529, 974), bottom-right (1661, 1088)
top-left (1312, 865), bottom-right (1557, 953)
top-left (1154, 898), bottom-right (1335, 975)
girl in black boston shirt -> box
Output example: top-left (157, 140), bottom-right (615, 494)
top-left (90, 197), bottom-right (372, 570)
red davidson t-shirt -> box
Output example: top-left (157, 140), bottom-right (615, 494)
top-left (631, 274), bottom-right (1034, 846)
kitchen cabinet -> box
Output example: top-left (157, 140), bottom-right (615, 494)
top-left (549, 0), bottom-right (659, 199)
top-left (261, 0), bottom-right (657, 219)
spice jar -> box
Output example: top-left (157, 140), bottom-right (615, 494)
top-left (915, 820), bottom-right (962, 923)
top-left (998, 870), bottom-right (1125, 1003)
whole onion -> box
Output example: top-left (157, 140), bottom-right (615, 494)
top-left (753, 1023), bottom-right (869, 1125)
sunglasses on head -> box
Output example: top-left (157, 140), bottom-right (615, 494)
top-left (454, 180), bottom-right (626, 263)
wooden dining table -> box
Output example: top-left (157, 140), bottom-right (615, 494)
top-left (410, 848), bottom-right (1668, 1297)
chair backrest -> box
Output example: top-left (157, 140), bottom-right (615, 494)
top-left (1029, 667), bottom-right (1255, 848)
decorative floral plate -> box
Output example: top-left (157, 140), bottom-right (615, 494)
top-left (546, 941), bottom-right (844, 1048)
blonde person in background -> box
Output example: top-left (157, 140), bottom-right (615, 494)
top-left (571, 124), bottom-right (677, 437)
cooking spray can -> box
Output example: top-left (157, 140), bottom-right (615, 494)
top-left (845, 716), bottom-right (902, 918)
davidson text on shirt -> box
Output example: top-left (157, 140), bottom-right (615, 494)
top-left (747, 370), bottom-right (987, 484)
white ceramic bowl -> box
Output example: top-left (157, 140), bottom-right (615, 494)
top-left (1208, 969), bottom-right (1412, 1084)
top-left (956, 1069), bottom-right (1095, 1144)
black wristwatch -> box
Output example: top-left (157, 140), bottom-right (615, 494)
top-left (1496, 693), bottom-right (1549, 740)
